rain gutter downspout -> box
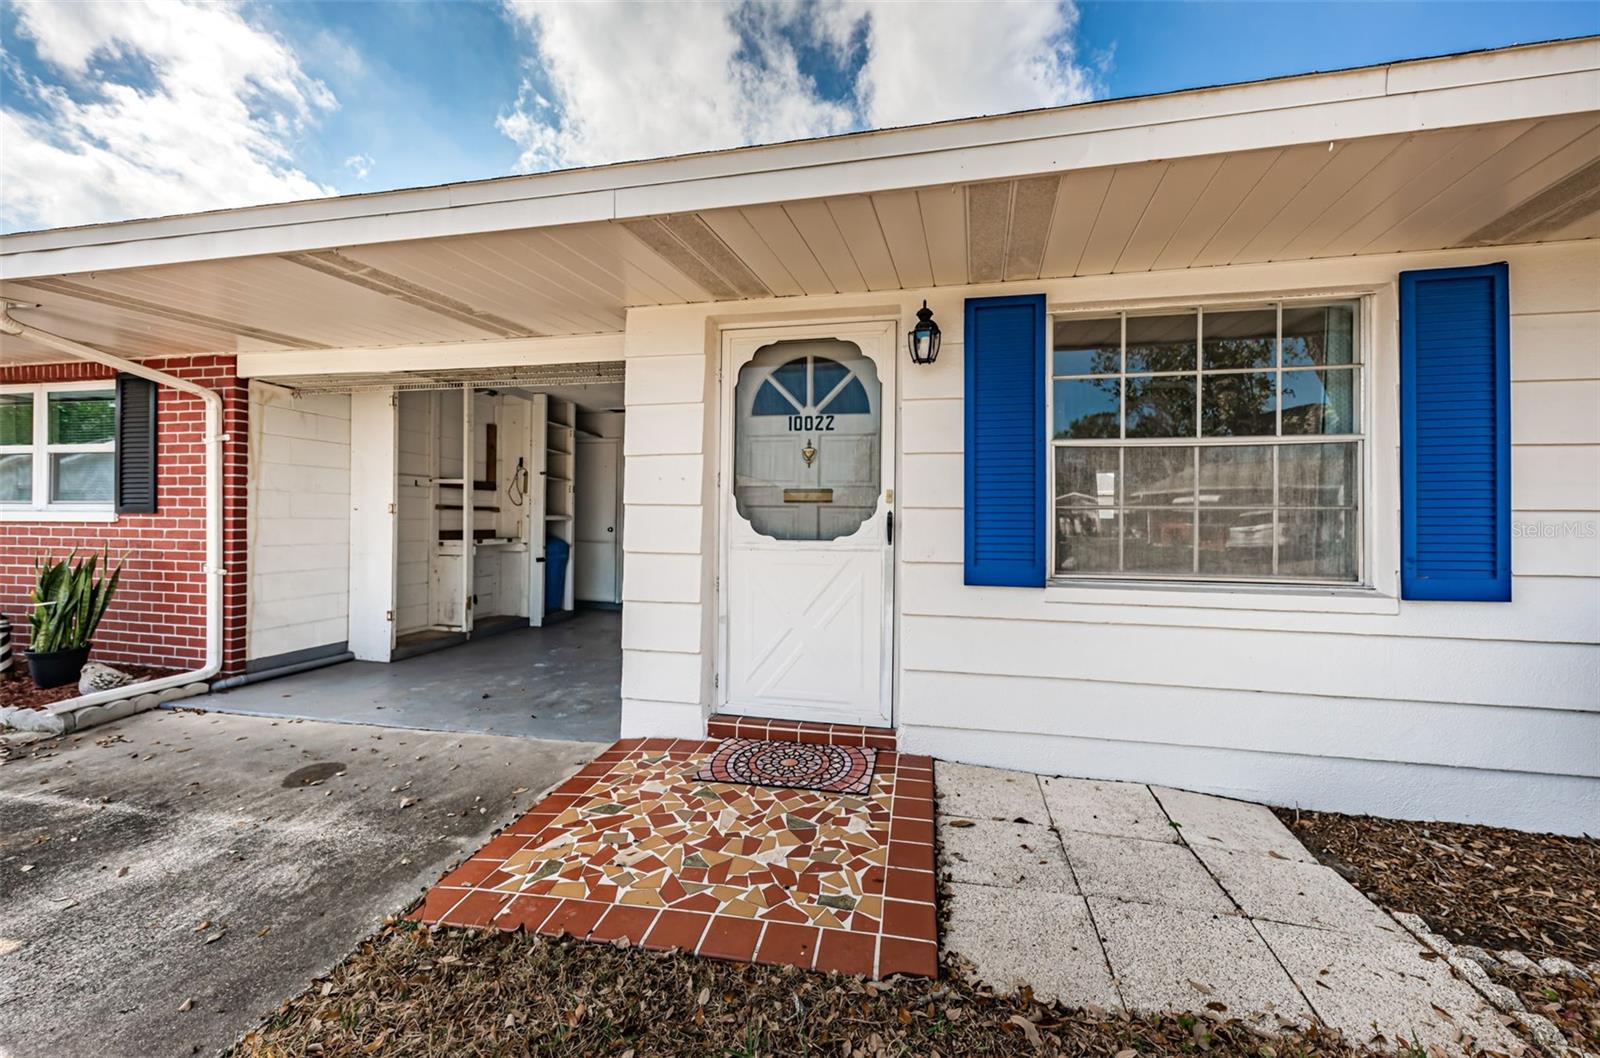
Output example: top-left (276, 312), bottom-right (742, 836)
top-left (1, 303), bottom-right (225, 710)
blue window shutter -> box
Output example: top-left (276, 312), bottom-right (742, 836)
top-left (965, 294), bottom-right (1047, 587)
top-left (1400, 263), bottom-right (1511, 602)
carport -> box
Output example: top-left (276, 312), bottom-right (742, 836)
top-left (194, 608), bottom-right (621, 742)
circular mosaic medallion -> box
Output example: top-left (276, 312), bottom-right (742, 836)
top-left (696, 738), bottom-right (876, 795)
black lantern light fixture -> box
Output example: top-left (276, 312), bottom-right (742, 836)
top-left (907, 300), bottom-right (941, 365)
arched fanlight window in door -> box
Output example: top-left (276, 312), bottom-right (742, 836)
top-left (734, 339), bottom-right (881, 541)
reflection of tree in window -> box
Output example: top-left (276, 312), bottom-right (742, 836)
top-left (1201, 373), bottom-right (1275, 436)
top-left (1126, 375), bottom-right (1196, 437)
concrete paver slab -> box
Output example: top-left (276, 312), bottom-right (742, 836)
top-left (1090, 897), bottom-right (1312, 1026)
top-left (1256, 920), bottom-right (1523, 1054)
top-left (943, 882), bottom-right (1121, 1010)
top-left (0, 710), bottom-right (600, 1058)
top-left (1194, 845), bottom-right (1405, 938)
top-left (1060, 830), bottom-right (1233, 913)
top-left (939, 816), bottom-right (1077, 893)
top-left (1041, 776), bottom-right (1177, 843)
top-left (934, 761), bottom-right (1049, 823)
top-left (1152, 787), bottom-right (1315, 862)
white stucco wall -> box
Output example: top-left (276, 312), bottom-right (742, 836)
top-left (245, 383), bottom-right (352, 664)
top-left (619, 238), bottom-right (1600, 835)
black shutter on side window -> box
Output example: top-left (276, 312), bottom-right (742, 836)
top-left (115, 373), bottom-right (158, 514)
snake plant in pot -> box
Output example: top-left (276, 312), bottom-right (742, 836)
top-left (26, 551), bottom-right (123, 689)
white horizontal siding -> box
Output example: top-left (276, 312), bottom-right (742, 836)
top-left (246, 384), bottom-right (351, 662)
top-left (888, 239), bottom-right (1598, 834)
top-left (619, 320), bottom-right (714, 735)
top-left (898, 671), bottom-right (1599, 780)
top-left (898, 560), bottom-right (1600, 645)
top-left (900, 611), bottom-right (1597, 712)
top-left (611, 238), bottom-right (1598, 833)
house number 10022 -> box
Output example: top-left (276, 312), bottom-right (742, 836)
top-left (787, 414), bottom-right (835, 432)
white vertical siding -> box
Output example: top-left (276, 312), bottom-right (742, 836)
top-left (245, 383), bottom-right (351, 663)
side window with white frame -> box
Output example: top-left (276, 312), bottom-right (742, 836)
top-left (1050, 301), bottom-right (1363, 584)
top-left (0, 383), bottom-right (118, 515)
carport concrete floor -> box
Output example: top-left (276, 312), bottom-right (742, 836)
top-left (0, 709), bottom-right (601, 1058)
top-left (195, 608), bottom-right (621, 742)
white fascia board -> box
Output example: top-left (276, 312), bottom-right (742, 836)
top-left (237, 332), bottom-right (624, 378)
top-left (2, 38), bottom-right (1595, 282)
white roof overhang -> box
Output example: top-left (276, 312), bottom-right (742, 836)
top-left (2, 37), bottom-right (1596, 371)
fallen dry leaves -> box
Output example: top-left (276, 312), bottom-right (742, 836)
top-left (1492, 961), bottom-right (1598, 1054)
top-left (231, 922), bottom-right (1371, 1058)
top-left (1276, 808), bottom-right (1599, 965)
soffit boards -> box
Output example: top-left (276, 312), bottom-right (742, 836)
top-left (1, 113), bottom-right (1597, 368)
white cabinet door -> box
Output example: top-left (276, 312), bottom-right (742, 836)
top-left (721, 322), bottom-right (895, 726)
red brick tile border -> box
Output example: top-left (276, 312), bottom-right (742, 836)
top-left (411, 737), bottom-right (937, 980)
top-left (706, 715), bottom-right (898, 751)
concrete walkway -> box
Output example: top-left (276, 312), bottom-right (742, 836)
top-left (937, 763), bottom-right (1521, 1054)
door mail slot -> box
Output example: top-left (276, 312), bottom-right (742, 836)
top-left (783, 488), bottom-right (834, 503)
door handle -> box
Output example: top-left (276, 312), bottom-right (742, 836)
top-left (606, 526), bottom-right (614, 533)
top-left (887, 510), bottom-right (894, 545)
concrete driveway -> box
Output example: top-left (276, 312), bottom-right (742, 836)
top-left (0, 709), bottom-right (602, 1058)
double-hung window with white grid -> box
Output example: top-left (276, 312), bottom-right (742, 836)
top-left (1049, 301), bottom-right (1363, 584)
top-left (0, 383), bottom-right (117, 513)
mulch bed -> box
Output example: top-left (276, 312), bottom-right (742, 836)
top-left (232, 922), bottom-right (1370, 1058)
top-left (1274, 808), bottom-right (1599, 967)
top-left (0, 658), bottom-right (177, 710)
top-left (1278, 806), bottom-right (1600, 1058)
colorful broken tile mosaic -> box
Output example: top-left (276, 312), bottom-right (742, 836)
top-left (413, 737), bottom-right (938, 979)
top-left (695, 738), bottom-right (876, 794)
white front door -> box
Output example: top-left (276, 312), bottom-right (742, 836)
top-left (720, 322), bottom-right (895, 727)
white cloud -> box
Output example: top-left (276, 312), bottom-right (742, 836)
top-left (1, 0), bottom-right (336, 231)
top-left (825, 0), bottom-right (1097, 130)
top-left (497, 0), bottom-right (1098, 173)
top-left (343, 153), bottom-right (374, 180)
top-left (497, 0), bottom-right (853, 172)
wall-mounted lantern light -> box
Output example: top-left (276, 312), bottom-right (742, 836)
top-left (907, 300), bottom-right (941, 365)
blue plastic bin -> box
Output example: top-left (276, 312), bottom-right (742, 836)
top-left (544, 536), bottom-right (570, 614)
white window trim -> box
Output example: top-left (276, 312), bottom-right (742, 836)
top-left (1044, 292), bottom-right (1383, 600)
top-left (0, 380), bottom-right (117, 520)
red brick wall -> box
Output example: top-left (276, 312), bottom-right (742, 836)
top-left (1, 356), bottom-right (248, 676)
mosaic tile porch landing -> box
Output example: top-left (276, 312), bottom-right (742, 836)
top-left (413, 737), bottom-right (938, 978)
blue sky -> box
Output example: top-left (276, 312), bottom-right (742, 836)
top-left (1, 0), bottom-right (1594, 233)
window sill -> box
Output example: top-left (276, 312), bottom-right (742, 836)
top-left (1044, 580), bottom-right (1399, 614)
top-left (0, 508), bottom-right (118, 524)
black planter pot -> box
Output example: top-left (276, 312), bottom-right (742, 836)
top-left (25, 644), bottom-right (93, 690)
